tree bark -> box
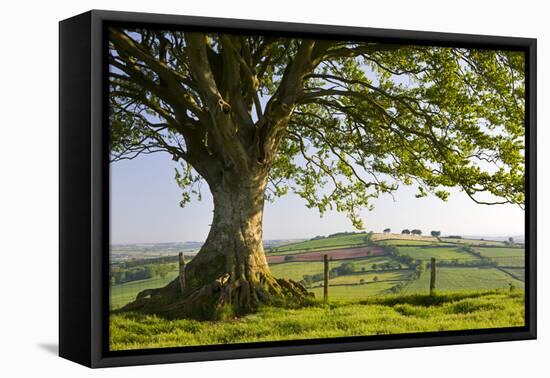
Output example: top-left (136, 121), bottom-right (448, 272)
top-left (121, 171), bottom-right (311, 320)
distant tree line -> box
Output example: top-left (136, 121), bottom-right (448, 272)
top-left (400, 229), bottom-right (423, 235)
top-left (310, 231), bottom-right (368, 241)
top-left (398, 229), bottom-right (442, 237)
top-left (113, 254), bottom-right (179, 268)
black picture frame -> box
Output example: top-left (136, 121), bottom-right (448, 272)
top-left (59, 9), bottom-right (537, 368)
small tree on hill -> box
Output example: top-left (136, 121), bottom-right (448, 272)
top-left (412, 229), bottom-right (422, 235)
top-left (383, 228), bottom-right (391, 234)
top-left (430, 230), bottom-right (441, 237)
top-left (401, 229), bottom-right (411, 235)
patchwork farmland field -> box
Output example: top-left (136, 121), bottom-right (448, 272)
top-left (269, 256), bottom-right (398, 282)
top-left (109, 233), bottom-right (525, 310)
top-left (267, 246), bottom-right (385, 263)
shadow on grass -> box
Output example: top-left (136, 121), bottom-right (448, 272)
top-left (356, 289), bottom-right (512, 307)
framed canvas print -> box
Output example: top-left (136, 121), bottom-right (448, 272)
top-left (59, 10), bottom-right (537, 368)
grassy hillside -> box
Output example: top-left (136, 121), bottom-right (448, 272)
top-left (271, 233), bottom-right (438, 254)
top-left (110, 290), bottom-right (524, 351)
top-left (271, 233), bottom-right (369, 253)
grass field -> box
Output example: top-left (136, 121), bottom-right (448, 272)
top-left (270, 256), bottom-right (400, 281)
top-left (372, 234), bottom-right (438, 242)
top-left (396, 246), bottom-right (480, 261)
top-left (472, 247), bottom-right (524, 268)
top-left (269, 261), bottom-right (325, 281)
top-left (378, 239), bottom-right (440, 246)
top-left (473, 247), bottom-right (524, 258)
top-left (327, 270), bottom-right (410, 286)
top-left (500, 268), bottom-right (525, 282)
top-left (309, 280), bottom-right (401, 298)
top-left (110, 290), bottom-right (524, 351)
top-left (401, 267), bottom-right (524, 294)
top-left (308, 270), bottom-right (412, 298)
top-left (110, 272), bottom-right (178, 310)
top-left (440, 238), bottom-right (506, 246)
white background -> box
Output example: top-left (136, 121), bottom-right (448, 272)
top-left (0, 0), bottom-right (547, 376)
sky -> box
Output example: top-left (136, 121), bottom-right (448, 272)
top-left (110, 151), bottom-right (525, 244)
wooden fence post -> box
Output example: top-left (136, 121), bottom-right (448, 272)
top-left (430, 257), bottom-right (436, 296)
top-left (324, 254), bottom-right (329, 303)
top-left (179, 252), bottom-right (186, 293)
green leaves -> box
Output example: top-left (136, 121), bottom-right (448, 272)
top-left (109, 29), bottom-right (526, 226)
top-left (286, 45), bottom-right (525, 222)
top-left (174, 162), bottom-right (203, 207)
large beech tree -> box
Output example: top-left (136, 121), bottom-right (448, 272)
top-left (109, 27), bottom-right (525, 319)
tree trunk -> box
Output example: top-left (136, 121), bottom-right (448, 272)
top-left (121, 173), bottom-right (311, 320)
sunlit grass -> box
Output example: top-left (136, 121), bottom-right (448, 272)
top-left (110, 289), bottom-right (524, 351)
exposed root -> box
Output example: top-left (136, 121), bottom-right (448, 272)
top-left (119, 272), bottom-right (313, 320)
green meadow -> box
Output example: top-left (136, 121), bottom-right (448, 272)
top-left (396, 246), bottom-right (480, 261)
top-left (110, 272), bottom-right (178, 310)
top-left (110, 290), bottom-right (525, 351)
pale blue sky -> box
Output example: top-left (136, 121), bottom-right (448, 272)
top-left (110, 151), bottom-right (525, 244)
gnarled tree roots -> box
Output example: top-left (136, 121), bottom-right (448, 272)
top-left (119, 273), bottom-right (313, 320)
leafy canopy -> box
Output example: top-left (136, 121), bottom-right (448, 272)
top-left (109, 28), bottom-right (525, 228)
